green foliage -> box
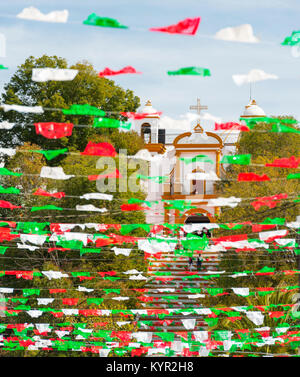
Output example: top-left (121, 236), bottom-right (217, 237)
top-left (0, 55), bottom-right (140, 152)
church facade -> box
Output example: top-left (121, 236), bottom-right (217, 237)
top-left (133, 98), bottom-right (266, 225)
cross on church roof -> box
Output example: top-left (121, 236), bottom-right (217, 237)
top-left (189, 98), bottom-right (208, 117)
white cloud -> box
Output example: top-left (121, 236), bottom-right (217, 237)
top-left (17, 6), bottom-right (69, 23)
top-left (159, 112), bottom-right (222, 131)
top-left (215, 24), bottom-right (259, 43)
top-left (232, 69), bottom-right (279, 86)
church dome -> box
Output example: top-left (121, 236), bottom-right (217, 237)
top-left (240, 99), bottom-right (265, 118)
top-left (140, 100), bottom-right (161, 118)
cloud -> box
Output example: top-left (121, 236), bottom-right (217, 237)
top-left (159, 112), bottom-right (222, 131)
top-left (214, 24), bottom-right (259, 43)
top-left (232, 69), bottom-right (279, 86)
top-left (16, 6), bottom-right (69, 23)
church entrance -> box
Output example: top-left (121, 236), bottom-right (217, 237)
top-left (185, 214), bottom-right (211, 224)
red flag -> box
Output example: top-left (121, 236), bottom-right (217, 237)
top-left (215, 122), bottom-right (249, 131)
top-left (213, 234), bottom-right (248, 244)
top-left (34, 188), bottom-right (65, 199)
top-left (149, 17), bottom-right (200, 35)
top-left (265, 156), bottom-right (300, 168)
top-left (35, 122), bottom-right (73, 139)
top-left (98, 66), bottom-right (141, 77)
top-left (120, 203), bottom-right (150, 211)
top-left (49, 289), bottom-right (66, 294)
top-left (88, 169), bottom-right (122, 180)
top-left (62, 298), bottom-right (79, 306)
top-left (81, 141), bottom-right (117, 157)
top-left (0, 200), bottom-right (21, 210)
top-left (252, 224), bottom-right (276, 232)
top-left (120, 112), bottom-right (162, 119)
top-left (0, 228), bottom-right (19, 241)
top-left (238, 173), bottom-right (270, 181)
top-left (48, 247), bottom-right (70, 253)
top-left (251, 193), bottom-right (288, 211)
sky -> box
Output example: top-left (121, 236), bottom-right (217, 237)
top-left (0, 0), bottom-right (300, 131)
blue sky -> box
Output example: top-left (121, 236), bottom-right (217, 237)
top-left (0, 0), bottom-right (300, 128)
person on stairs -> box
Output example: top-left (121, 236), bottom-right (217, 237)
top-left (188, 256), bottom-right (194, 271)
top-left (196, 255), bottom-right (203, 271)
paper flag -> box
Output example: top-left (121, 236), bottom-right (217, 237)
top-left (1, 104), bottom-right (43, 113)
top-left (221, 154), bottom-right (251, 165)
top-left (32, 68), bottom-right (78, 82)
top-left (271, 124), bottom-right (300, 133)
top-left (98, 66), bottom-right (141, 77)
top-left (83, 13), bottom-right (128, 28)
top-left (0, 200), bottom-right (21, 210)
top-left (29, 148), bottom-right (68, 160)
top-left (265, 156), bottom-right (300, 168)
top-left (282, 31), bottom-right (300, 46)
top-left (238, 173), bottom-right (270, 181)
top-left (120, 112), bottom-right (162, 119)
top-left (76, 205), bottom-right (107, 213)
top-left (167, 67), bottom-right (211, 76)
top-left (40, 166), bottom-right (74, 180)
top-left (215, 24), bottom-right (259, 43)
top-left (0, 121), bottom-right (15, 129)
top-left (232, 69), bottom-right (278, 86)
top-left (287, 173), bottom-right (300, 179)
top-left (33, 188), bottom-right (65, 199)
top-left (80, 193), bottom-right (113, 201)
top-left (31, 205), bottom-right (63, 212)
top-left (215, 122), bottom-right (250, 131)
top-left (0, 65), bottom-right (8, 70)
top-left (149, 17), bottom-right (200, 35)
top-left (0, 185), bottom-right (20, 194)
top-left (93, 117), bottom-right (131, 129)
top-left (0, 168), bottom-right (22, 177)
top-left (17, 7), bottom-right (69, 23)
top-left (62, 104), bottom-right (105, 117)
top-left (81, 142), bottom-right (116, 157)
top-left (35, 122), bottom-right (73, 139)
top-left (179, 154), bottom-right (213, 164)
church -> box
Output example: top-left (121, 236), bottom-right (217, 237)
top-left (132, 98), bottom-right (266, 225)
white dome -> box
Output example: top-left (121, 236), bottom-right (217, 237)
top-left (140, 100), bottom-right (160, 118)
top-left (241, 99), bottom-right (265, 118)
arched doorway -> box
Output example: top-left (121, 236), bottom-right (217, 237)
top-left (182, 208), bottom-right (215, 224)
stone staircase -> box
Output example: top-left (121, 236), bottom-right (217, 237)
top-left (137, 247), bottom-right (220, 334)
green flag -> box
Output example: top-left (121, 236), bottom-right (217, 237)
top-left (31, 205), bottom-right (63, 212)
top-left (22, 289), bottom-right (40, 297)
top-left (167, 67), bottom-right (211, 76)
top-left (87, 298), bottom-right (104, 305)
top-left (179, 154), bottom-right (213, 164)
top-left (137, 174), bottom-right (168, 183)
top-left (0, 246), bottom-right (8, 255)
top-left (29, 148), bottom-right (68, 161)
top-left (271, 124), bottom-right (300, 133)
top-left (83, 13), bottom-right (128, 28)
top-left (80, 248), bottom-right (102, 255)
top-left (93, 117), bottom-right (131, 129)
top-left (282, 31), bottom-right (300, 46)
top-left (0, 65), bottom-right (8, 70)
top-left (221, 154), bottom-right (251, 165)
top-left (287, 173), bottom-right (300, 179)
top-left (0, 185), bottom-right (20, 194)
top-left (62, 104), bottom-right (106, 116)
top-left (0, 168), bottom-right (22, 176)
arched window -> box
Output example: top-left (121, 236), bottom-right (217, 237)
top-left (141, 123), bottom-right (151, 143)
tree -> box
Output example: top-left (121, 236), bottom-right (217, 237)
top-left (0, 55), bottom-right (140, 152)
top-left (0, 56), bottom-right (148, 356)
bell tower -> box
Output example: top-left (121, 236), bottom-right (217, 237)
top-left (135, 100), bottom-right (161, 144)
